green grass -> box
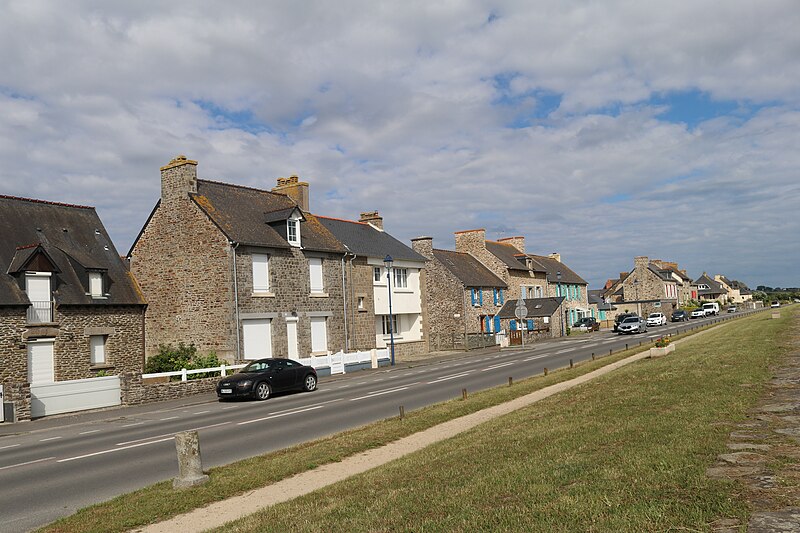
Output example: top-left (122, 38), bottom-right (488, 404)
top-left (212, 309), bottom-right (795, 532)
top-left (39, 310), bottom-right (790, 532)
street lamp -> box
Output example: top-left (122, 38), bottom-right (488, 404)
top-left (384, 255), bottom-right (396, 366)
top-left (633, 279), bottom-right (641, 317)
top-left (557, 270), bottom-right (564, 337)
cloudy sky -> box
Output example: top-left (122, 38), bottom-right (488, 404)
top-left (2, 0), bottom-right (798, 288)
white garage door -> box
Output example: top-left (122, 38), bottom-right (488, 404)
top-left (242, 319), bottom-right (272, 359)
top-left (28, 340), bottom-right (54, 383)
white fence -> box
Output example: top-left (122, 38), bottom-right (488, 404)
top-left (30, 376), bottom-right (121, 418)
top-left (142, 348), bottom-right (391, 381)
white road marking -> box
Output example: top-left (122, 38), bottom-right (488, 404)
top-left (554, 348), bottom-right (573, 354)
top-left (0, 457), bottom-right (55, 471)
top-left (482, 361), bottom-right (515, 372)
top-left (193, 410), bottom-right (211, 415)
top-left (160, 416), bottom-right (179, 421)
top-left (120, 422), bottom-right (145, 428)
top-left (238, 405), bottom-right (325, 426)
top-left (349, 386), bottom-right (410, 402)
top-left (427, 371), bottom-right (474, 384)
top-left (115, 421), bottom-right (233, 446)
top-left (524, 354), bottom-right (550, 362)
top-left (59, 439), bottom-right (173, 463)
top-left (0, 443), bottom-right (21, 450)
top-left (39, 436), bottom-right (62, 442)
top-left (79, 429), bottom-right (101, 435)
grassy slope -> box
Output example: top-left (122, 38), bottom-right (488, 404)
top-left (217, 309), bottom-right (794, 532)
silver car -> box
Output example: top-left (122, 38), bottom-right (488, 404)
top-left (617, 315), bottom-right (648, 335)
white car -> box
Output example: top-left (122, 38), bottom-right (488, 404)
top-left (646, 312), bottom-right (667, 326)
top-left (690, 308), bottom-right (706, 319)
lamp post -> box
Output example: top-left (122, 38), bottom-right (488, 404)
top-left (384, 255), bottom-right (396, 366)
top-left (557, 270), bottom-right (564, 337)
top-left (634, 279), bottom-right (641, 317)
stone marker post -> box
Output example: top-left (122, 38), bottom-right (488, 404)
top-left (173, 430), bottom-right (209, 489)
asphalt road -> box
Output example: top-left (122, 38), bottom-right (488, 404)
top-left (0, 310), bottom-right (760, 532)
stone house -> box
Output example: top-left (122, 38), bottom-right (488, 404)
top-left (496, 296), bottom-right (566, 339)
top-left (317, 213), bottom-right (427, 357)
top-left (0, 195), bottom-right (146, 421)
top-left (714, 275), bottom-right (753, 304)
top-left (604, 256), bottom-right (680, 317)
top-left (452, 230), bottom-right (588, 336)
top-left (588, 289), bottom-right (618, 323)
top-left (411, 236), bottom-right (507, 348)
top-left (128, 156), bottom-right (347, 362)
top-left (694, 273), bottom-right (728, 304)
top-left (650, 260), bottom-right (695, 306)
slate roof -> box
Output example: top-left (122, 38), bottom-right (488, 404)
top-left (190, 179), bottom-right (345, 253)
top-left (588, 290), bottom-right (614, 310)
top-left (485, 241), bottom-right (532, 272)
top-left (431, 249), bottom-right (506, 288)
top-left (0, 195), bottom-right (145, 307)
top-left (316, 216), bottom-right (426, 262)
top-left (528, 254), bottom-right (588, 285)
top-left (693, 273), bottom-right (726, 296)
top-left (497, 297), bottom-right (565, 319)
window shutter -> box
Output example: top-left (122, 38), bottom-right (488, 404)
top-left (252, 254), bottom-right (269, 292)
top-left (499, 289), bottom-right (504, 304)
top-left (309, 258), bottom-right (324, 292)
top-left (527, 319), bottom-right (534, 331)
top-left (494, 315), bottom-right (501, 331)
top-left (90, 335), bottom-right (106, 364)
top-left (478, 288), bottom-right (483, 305)
top-left (310, 317), bottom-right (328, 353)
top-left (471, 289), bottom-right (476, 305)
top-left (493, 289), bottom-right (497, 305)
top-left (510, 320), bottom-right (517, 331)
top-left (89, 272), bottom-right (103, 297)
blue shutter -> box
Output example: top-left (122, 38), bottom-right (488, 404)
top-left (510, 320), bottom-right (517, 331)
top-left (494, 315), bottom-right (501, 331)
top-left (577, 286), bottom-right (582, 299)
top-left (471, 289), bottom-right (476, 305)
top-left (600, 310), bottom-right (606, 320)
top-left (499, 289), bottom-right (504, 304)
top-left (527, 319), bottom-right (534, 331)
top-left (478, 288), bottom-right (483, 305)
top-left (485, 316), bottom-right (491, 332)
top-left (493, 288), bottom-right (498, 305)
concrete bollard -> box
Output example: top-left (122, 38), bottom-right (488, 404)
top-left (173, 430), bottom-right (209, 489)
top-left (543, 367), bottom-right (548, 376)
top-left (508, 376), bottom-right (513, 387)
top-left (462, 388), bottom-right (468, 400)
top-left (569, 359), bottom-right (573, 369)
top-left (399, 405), bottom-right (405, 419)
top-left (591, 353), bottom-right (595, 361)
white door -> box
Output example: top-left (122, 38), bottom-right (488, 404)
top-left (28, 340), bottom-right (55, 383)
top-left (286, 317), bottom-right (299, 359)
top-left (242, 319), bottom-right (271, 359)
top-left (310, 316), bottom-right (328, 353)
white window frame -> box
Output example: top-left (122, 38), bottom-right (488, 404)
top-left (393, 268), bottom-right (408, 288)
top-left (381, 314), bottom-right (399, 335)
top-left (287, 215), bottom-right (301, 247)
top-left (252, 253), bottom-right (270, 293)
top-left (309, 257), bottom-right (324, 293)
top-left (310, 316), bottom-right (328, 353)
top-left (373, 267), bottom-right (383, 284)
top-left (357, 296), bottom-right (365, 310)
top-left (90, 335), bottom-right (107, 365)
top-left (89, 272), bottom-right (103, 298)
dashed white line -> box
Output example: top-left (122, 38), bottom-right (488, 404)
top-left (115, 421), bottom-right (233, 446)
top-left (524, 354), bottom-right (550, 362)
top-left (482, 361), bottom-right (515, 372)
top-left (238, 405), bottom-right (325, 426)
top-left (39, 436), bottom-right (62, 442)
top-left (350, 386), bottom-right (410, 402)
top-left (193, 410), bottom-right (211, 415)
top-left (120, 422), bottom-right (145, 428)
top-left (0, 443), bottom-right (21, 450)
top-left (160, 416), bottom-right (179, 421)
top-left (79, 429), bottom-right (101, 435)
top-left (427, 371), bottom-right (474, 384)
top-left (0, 457), bottom-right (55, 471)
top-left (59, 439), bottom-right (173, 463)
top-left (554, 348), bottom-right (574, 354)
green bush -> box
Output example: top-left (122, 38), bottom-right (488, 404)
top-left (144, 342), bottom-right (222, 379)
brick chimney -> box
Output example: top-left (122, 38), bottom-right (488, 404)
top-left (548, 252), bottom-right (561, 263)
top-left (497, 236), bottom-right (525, 253)
top-left (359, 211), bottom-right (383, 231)
top-left (454, 228), bottom-right (486, 254)
top-left (272, 175), bottom-right (309, 212)
top-left (411, 236), bottom-right (433, 259)
top-left (160, 155), bottom-right (197, 206)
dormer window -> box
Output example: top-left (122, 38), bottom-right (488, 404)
top-left (287, 215), bottom-right (301, 247)
top-left (89, 272), bottom-right (103, 298)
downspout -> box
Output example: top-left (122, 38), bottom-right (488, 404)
top-left (341, 249), bottom-right (350, 352)
top-left (349, 252), bottom-right (357, 349)
top-left (231, 241), bottom-right (241, 361)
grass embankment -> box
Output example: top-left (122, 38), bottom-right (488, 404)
top-left (41, 310), bottom-right (788, 532)
top-left (215, 309), bottom-right (794, 532)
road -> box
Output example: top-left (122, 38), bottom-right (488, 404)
top-left (0, 310), bottom-right (756, 532)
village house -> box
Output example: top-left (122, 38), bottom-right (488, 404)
top-left (128, 156), bottom-right (348, 363)
top-left (411, 236), bottom-right (507, 349)
top-left (318, 213), bottom-right (427, 357)
top-left (0, 195), bottom-right (146, 421)
top-left (714, 275), bottom-right (754, 304)
top-left (693, 273), bottom-right (728, 304)
top-left (649, 259), bottom-right (696, 305)
top-left (602, 256), bottom-right (680, 317)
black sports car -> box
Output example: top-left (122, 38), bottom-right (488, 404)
top-left (216, 358), bottom-right (317, 401)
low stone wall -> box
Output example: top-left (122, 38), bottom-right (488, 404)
top-left (2, 382), bottom-right (31, 422)
top-left (121, 372), bottom-right (218, 406)
top-left (392, 339), bottom-right (428, 357)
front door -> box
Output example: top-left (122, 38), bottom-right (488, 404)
top-left (28, 339), bottom-right (55, 383)
top-left (286, 317), bottom-right (299, 359)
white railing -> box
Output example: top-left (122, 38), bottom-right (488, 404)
top-left (141, 348), bottom-right (391, 382)
top-left (27, 300), bottom-right (53, 324)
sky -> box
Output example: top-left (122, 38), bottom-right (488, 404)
top-left (1, 0), bottom-right (798, 289)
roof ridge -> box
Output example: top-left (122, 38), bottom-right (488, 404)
top-left (15, 242), bottom-right (41, 250)
top-left (198, 178), bottom-right (291, 199)
top-left (316, 214), bottom-right (369, 225)
top-left (0, 194), bottom-right (94, 210)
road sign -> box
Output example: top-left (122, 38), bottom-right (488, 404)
top-left (514, 298), bottom-right (528, 320)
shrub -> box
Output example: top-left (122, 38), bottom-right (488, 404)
top-left (144, 342), bottom-right (222, 379)
top-left (654, 337), bottom-right (671, 348)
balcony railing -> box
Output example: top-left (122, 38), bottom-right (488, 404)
top-left (27, 300), bottom-right (54, 324)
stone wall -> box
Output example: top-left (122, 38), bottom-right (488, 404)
top-left (120, 371), bottom-right (217, 406)
top-left (411, 238), bottom-right (467, 341)
top-left (618, 256), bottom-right (679, 316)
top-left (343, 257), bottom-right (378, 351)
top-left (0, 308), bottom-right (31, 420)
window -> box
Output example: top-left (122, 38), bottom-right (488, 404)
top-left (393, 268), bottom-right (408, 288)
top-left (381, 314), bottom-right (398, 335)
top-left (535, 286), bottom-right (543, 298)
top-left (310, 316), bottom-right (328, 353)
top-left (287, 218), bottom-right (300, 246)
top-left (374, 267), bottom-right (382, 283)
top-left (89, 272), bottom-right (103, 298)
top-left (25, 272), bottom-right (52, 323)
top-left (309, 258), bottom-right (324, 293)
top-left (357, 296), bottom-right (365, 310)
top-left (90, 335), bottom-right (106, 365)
top-left (252, 254), bottom-right (270, 293)
top-left (242, 318), bottom-right (272, 359)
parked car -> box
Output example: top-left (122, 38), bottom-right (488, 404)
top-left (216, 358), bottom-right (317, 401)
top-left (690, 308), bottom-right (705, 319)
top-left (727, 306), bottom-right (737, 313)
top-left (613, 312), bottom-right (638, 332)
top-left (671, 309), bottom-right (689, 322)
top-left (617, 316), bottom-right (648, 335)
top-left (573, 316), bottom-right (600, 331)
top-left (646, 312), bottom-right (667, 326)
top-left (702, 302), bottom-right (720, 315)
top-left (771, 301), bottom-right (781, 308)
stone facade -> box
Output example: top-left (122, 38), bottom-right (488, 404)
top-left (120, 371), bottom-right (217, 406)
top-left (342, 256), bottom-right (378, 351)
top-left (617, 256), bottom-right (679, 317)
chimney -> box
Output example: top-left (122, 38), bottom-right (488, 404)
top-left (272, 175), bottom-right (309, 212)
top-left (160, 155), bottom-right (198, 206)
top-left (634, 256), bottom-right (649, 271)
top-left (497, 236), bottom-right (525, 253)
top-left (548, 252), bottom-right (561, 263)
top-left (411, 236), bottom-right (433, 259)
top-left (359, 211), bottom-right (383, 231)
top-left (619, 272), bottom-right (629, 281)
top-left (454, 228), bottom-right (486, 254)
